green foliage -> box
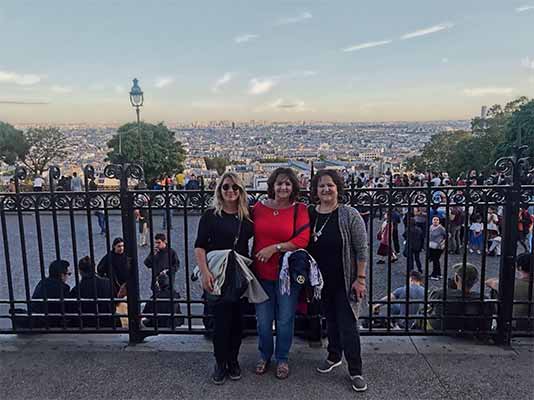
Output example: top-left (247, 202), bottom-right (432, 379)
top-left (106, 122), bottom-right (186, 182)
top-left (203, 157), bottom-right (229, 175)
top-left (406, 97), bottom-right (533, 177)
top-left (22, 127), bottom-right (68, 176)
top-left (0, 122), bottom-right (28, 165)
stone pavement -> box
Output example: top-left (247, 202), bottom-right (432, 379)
top-left (0, 334), bottom-right (532, 400)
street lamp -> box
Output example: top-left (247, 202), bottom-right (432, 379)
top-left (129, 78), bottom-right (144, 166)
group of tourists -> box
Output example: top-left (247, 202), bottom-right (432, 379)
top-left (194, 168), bottom-right (369, 391)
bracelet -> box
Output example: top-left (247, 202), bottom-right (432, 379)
top-left (357, 275), bottom-right (366, 280)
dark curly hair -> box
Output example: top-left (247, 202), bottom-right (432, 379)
top-left (266, 167), bottom-right (300, 201)
top-left (310, 169), bottom-right (345, 203)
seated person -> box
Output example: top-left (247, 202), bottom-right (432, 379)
top-left (69, 256), bottom-right (118, 328)
top-left (486, 253), bottom-right (533, 331)
top-left (142, 272), bottom-right (184, 328)
top-left (428, 263), bottom-right (495, 335)
top-left (373, 270), bottom-right (425, 329)
top-left (29, 259), bottom-right (72, 328)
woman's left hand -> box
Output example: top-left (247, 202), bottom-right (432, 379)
top-left (352, 279), bottom-right (366, 301)
top-left (255, 245), bottom-right (278, 263)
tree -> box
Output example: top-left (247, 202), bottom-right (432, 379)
top-left (404, 130), bottom-right (471, 174)
top-left (106, 122), bottom-right (186, 182)
top-left (21, 127), bottom-right (68, 176)
top-left (0, 122), bottom-right (29, 165)
top-left (495, 99), bottom-right (534, 161)
top-left (203, 157), bottom-right (229, 175)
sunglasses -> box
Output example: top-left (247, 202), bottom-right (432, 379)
top-left (222, 184), bottom-right (240, 192)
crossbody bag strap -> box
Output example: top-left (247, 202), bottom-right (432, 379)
top-left (233, 218), bottom-right (242, 250)
top-left (289, 203), bottom-right (309, 241)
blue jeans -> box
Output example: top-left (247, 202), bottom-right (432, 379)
top-left (255, 279), bottom-right (301, 363)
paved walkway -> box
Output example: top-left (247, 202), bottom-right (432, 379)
top-left (0, 334), bottom-right (532, 400)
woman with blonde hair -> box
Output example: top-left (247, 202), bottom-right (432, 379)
top-left (194, 172), bottom-right (254, 384)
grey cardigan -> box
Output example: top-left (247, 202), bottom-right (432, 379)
top-left (337, 205), bottom-right (369, 317)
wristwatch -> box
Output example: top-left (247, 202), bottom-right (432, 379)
top-left (276, 244), bottom-right (283, 252)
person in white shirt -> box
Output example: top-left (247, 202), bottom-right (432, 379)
top-left (33, 175), bottom-right (44, 192)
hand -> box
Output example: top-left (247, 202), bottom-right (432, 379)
top-left (154, 248), bottom-right (160, 255)
top-left (202, 271), bottom-right (215, 292)
top-left (255, 245), bottom-right (277, 264)
top-left (352, 279), bottom-right (366, 301)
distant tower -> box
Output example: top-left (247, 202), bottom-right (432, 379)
top-left (480, 106), bottom-right (488, 130)
top-left (232, 121), bottom-right (235, 130)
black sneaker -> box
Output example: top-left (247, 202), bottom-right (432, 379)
top-left (350, 375), bottom-right (368, 392)
top-left (316, 358), bottom-right (342, 373)
top-left (228, 361), bottom-right (242, 381)
top-left (212, 363), bottom-right (227, 385)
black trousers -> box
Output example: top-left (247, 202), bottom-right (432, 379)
top-left (323, 289), bottom-right (363, 376)
top-left (429, 248), bottom-right (443, 276)
top-left (212, 300), bottom-right (243, 366)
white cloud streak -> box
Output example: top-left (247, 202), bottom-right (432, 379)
top-left (276, 11), bottom-right (312, 25)
top-left (248, 78), bottom-right (277, 95)
top-left (0, 70), bottom-right (42, 85)
top-left (51, 85), bottom-right (73, 94)
top-left (212, 72), bottom-right (234, 93)
top-left (270, 98), bottom-right (307, 112)
top-left (155, 77), bottom-right (175, 88)
top-left (401, 22), bottom-right (454, 40)
top-left (463, 87), bottom-right (515, 97)
top-left (516, 5), bottom-right (534, 12)
top-left (342, 40), bottom-right (392, 52)
top-left (234, 34), bottom-right (259, 44)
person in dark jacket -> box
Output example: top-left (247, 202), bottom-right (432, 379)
top-left (141, 272), bottom-right (184, 328)
top-left (144, 233), bottom-right (180, 290)
top-left (403, 218), bottom-right (424, 273)
top-left (69, 256), bottom-right (118, 328)
top-left (97, 237), bottom-right (130, 296)
top-left (31, 259), bottom-right (72, 328)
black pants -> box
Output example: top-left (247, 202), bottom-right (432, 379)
top-left (406, 250), bottom-right (422, 272)
top-left (392, 226), bottom-right (400, 253)
top-left (429, 248), bottom-right (443, 276)
top-left (323, 290), bottom-right (363, 376)
top-left (212, 300), bottom-right (243, 366)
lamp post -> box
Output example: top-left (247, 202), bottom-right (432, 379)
top-left (129, 78), bottom-right (144, 166)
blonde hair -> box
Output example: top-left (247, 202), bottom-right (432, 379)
top-left (212, 172), bottom-right (251, 221)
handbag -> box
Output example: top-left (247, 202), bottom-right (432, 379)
top-left (429, 240), bottom-right (445, 250)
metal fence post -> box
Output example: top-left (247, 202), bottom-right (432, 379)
top-left (106, 164), bottom-right (144, 343)
top-left (495, 145), bottom-right (529, 345)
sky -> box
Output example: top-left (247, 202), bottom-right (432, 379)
top-left (1, 0), bottom-right (533, 124)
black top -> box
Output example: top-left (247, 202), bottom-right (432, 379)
top-left (307, 207), bottom-right (345, 293)
top-left (97, 251), bottom-right (130, 294)
top-left (194, 208), bottom-right (254, 257)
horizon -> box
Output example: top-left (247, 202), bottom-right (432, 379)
top-left (1, 1), bottom-right (533, 124)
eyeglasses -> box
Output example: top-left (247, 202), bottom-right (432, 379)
top-left (222, 184), bottom-right (240, 192)
top-left (62, 272), bottom-right (72, 276)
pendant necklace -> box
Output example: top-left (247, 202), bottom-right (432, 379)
top-left (312, 206), bottom-right (336, 242)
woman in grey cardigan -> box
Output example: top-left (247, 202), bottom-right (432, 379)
top-left (307, 169), bottom-right (369, 392)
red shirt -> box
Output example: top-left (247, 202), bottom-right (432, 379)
top-left (253, 202), bottom-right (310, 281)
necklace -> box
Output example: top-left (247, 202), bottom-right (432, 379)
top-left (312, 206), bottom-right (337, 242)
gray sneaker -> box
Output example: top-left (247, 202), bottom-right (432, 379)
top-left (316, 358), bottom-right (342, 373)
top-left (350, 375), bottom-right (368, 392)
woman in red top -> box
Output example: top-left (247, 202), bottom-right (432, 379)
top-left (253, 167), bottom-right (310, 379)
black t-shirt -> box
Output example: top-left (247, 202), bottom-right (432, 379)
top-left (194, 208), bottom-right (253, 257)
top-left (307, 207), bottom-right (345, 293)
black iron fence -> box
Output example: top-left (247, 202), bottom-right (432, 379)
top-left (0, 149), bottom-right (532, 345)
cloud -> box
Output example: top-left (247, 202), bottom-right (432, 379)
top-left (516, 5), bottom-right (534, 12)
top-left (51, 85), bottom-right (73, 94)
top-left (342, 40), bottom-right (392, 52)
top-left (155, 77), bottom-right (175, 88)
top-left (270, 98), bottom-right (307, 112)
top-left (401, 22), bottom-right (454, 40)
top-left (0, 70), bottom-right (42, 85)
top-left (248, 78), bottom-right (277, 95)
top-left (0, 100), bottom-right (50, 105)
top-left (234, 34), bottom-right (259, 44)
top-left (522, 57), bottom-right (534, 70)
top-left (442, 57), bottom-right (449, 63)
top-left (276, 11), bottom-right (312, 25)
top-left (463, 87), bottom-right (515, 97)
top-left (212, 72), bottom-right (234, 93)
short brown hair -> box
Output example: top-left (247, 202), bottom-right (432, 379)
top-left (266, 167), bottom-right (300, 201)
top-left (310, 169), bottom-right (345, 203)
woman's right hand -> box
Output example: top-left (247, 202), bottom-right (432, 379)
top-left (202, 271), bottom-right (215, 292)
